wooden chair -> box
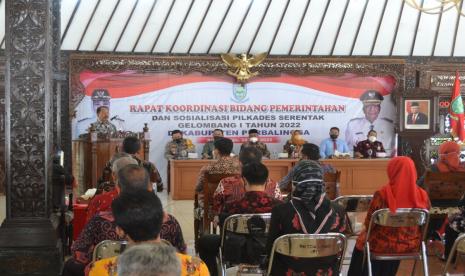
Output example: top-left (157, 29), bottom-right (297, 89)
top-left (194, 173), bottom-right (238, 253)
top-left (424, 171), bottom-right (465, 206)
top-left (324, 171), bottom-right (341, 200)
top-left (203, 174), bottom-right (238, 234)
top-left (423, 171), bottom-right (465, 222)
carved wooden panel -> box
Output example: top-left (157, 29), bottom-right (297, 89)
top-left (69, 55), bottom-right (406, 111)
top-left (5, 0), bottom-right (53, 218)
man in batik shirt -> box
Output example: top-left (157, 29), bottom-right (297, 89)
top-left (62, 165), bottom-right (186, 276)
top-left (198, 162), bottom-right (282, 276)
top-left (87, 191), bottom-right (208, 276)
top-left (240, 129), bottom-right (270, 158)
top-left (91, 106), bottom-right (117, 135)
top-left (213, 147), bottom-right (282, 215)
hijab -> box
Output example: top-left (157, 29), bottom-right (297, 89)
top-left (290, 130), bottom-right (305, 146)
top-left (437, 141), bottom-right (465, 172)
top-left (379, 157), bottom-right (429, 213)
top-left (290, 160), bottom-right (335, 233)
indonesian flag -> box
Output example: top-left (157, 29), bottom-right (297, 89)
top-left (450, 71), bottom-right (465, 141)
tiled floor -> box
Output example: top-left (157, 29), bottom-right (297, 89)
top-left (0, 193), bottom-right (463, 275)
top-left (157, 191), bottom-right (461, 275)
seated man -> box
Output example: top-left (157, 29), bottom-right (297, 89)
top-left (202, 129), bottom-right (224, 159)
top-left (63, 165), bottom-right (186, 276)
top-left (278, 143), bottom-right (336, 192)
top-left (117, 243), bottom-right (181, 276)
top-left (354, 130), bottom-right (386, 159)
top-left (319, 127), bottom-right (349, 158)
top-left (164, 129), bottom-right (196, 159)
top-left (240, 129), bottom-right (270, 158)
top-left (198, 162), bottom-right (282, 276)
top-left (213, 147), bottom-right (282, 216)
top-left (195, 137), bottom-right (240, 193)
top-left (86, 156), bottom-right (138, 223)
top-left (122, 136), bottom-right (163, 192)
top-left (87, 191), bottom-right (208, 276)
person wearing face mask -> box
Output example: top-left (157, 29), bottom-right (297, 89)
top-left (164, 129), bottom-right (196, 160)
top-left (345, 90), bottom-right (394, 153)
top-left (283, 130), bottom-right (308, 158)
top-left (354, 130), bottom-right (386, 158)
top-left (319, 127), bottom-right (350, 158)
top-left (240, 129), bottom-right (271, 158)
top-left (201, 129), bottom-right (224, 159)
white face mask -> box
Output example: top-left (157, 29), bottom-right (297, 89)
top-left (368, 136), bottom-right (377, 143)
top-left (249, 137), bottom-right (258, 143)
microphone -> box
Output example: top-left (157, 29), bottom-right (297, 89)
top-left (290, 144), bottom-right (296, 158)
top-left (110, 115), bottom-right (125, 122)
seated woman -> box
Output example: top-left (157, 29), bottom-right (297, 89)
top-left (265, 160), bottom-right (347, 275)
top-left (348, 157), bottom-right (430, 276)
top-left (283, 130), bottom-right (307, 158)
top-left (417, 140), bottom-right (465, 187)
top-left (417, 141), bottom-right (465, 245)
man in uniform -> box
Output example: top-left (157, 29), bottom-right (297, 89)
top-left (354, 130), bottom-right (386, 158)
top-left (240, 129), bottom-right (270, 158)
top-left (345, 90), bottom-right (394, 152)
top-left (164, 130), bottom-right (196, 160)
top-left (407, 102), bottom-right (428, 124)
top-left (74, 89), bottom-right (114, 137)
top-left (202, 129), bottom-right (224, 159)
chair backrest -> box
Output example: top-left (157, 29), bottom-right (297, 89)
top-left (333, 195), bottom-right (373, 212)
top-left (202, 173), bottom-right (239, 234)
top-left (324, 171), bottom-right (340, 200)
top-left (203, 173), bottom-right (238, 208)
top-left (219, 213), bottom-right (272, 267)
top-left (267, 233), bottom-right (347, 276)
top-left (220, 213), bottom-right (272, 245)
top-left (444, 234), bottom-right (465, 275)
top-left (333, 195), bottom-right (373, 235)
top-left (366, 208), bottom-right (430, 246)
top-left (92, 240), bottom-right (128, 261)
top-left (423, 171), bottom-right (465, 206)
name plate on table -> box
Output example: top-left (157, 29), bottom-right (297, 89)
top-left (188, 153), bottom-right (198, 159)
top-left (278, 152), bottom-right (289, 159)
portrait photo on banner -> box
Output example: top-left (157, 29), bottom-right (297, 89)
top-left (404, 99), bottom-right (430, 130)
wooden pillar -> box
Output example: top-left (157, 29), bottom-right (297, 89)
top-left (0, 0), bottom-right (61, 274)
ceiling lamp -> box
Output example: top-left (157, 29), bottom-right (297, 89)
top-left (404, 0), bottom-right (464, 16)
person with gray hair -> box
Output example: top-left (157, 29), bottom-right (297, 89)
top-left (117, 243), bottom-right (181, 276)
top-left (85, 156), bottom-right (139, 222)
top-left (87, 191), bottom-right (207, 275)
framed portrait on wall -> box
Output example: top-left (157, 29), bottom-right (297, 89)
top-left (404, 99), bottom-right (431, 130)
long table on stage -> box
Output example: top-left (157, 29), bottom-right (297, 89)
top-left (169, 158), bottom-right (390, 200)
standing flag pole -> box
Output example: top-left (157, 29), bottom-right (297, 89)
top-left (449, 71), bottom-right (465, 142)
